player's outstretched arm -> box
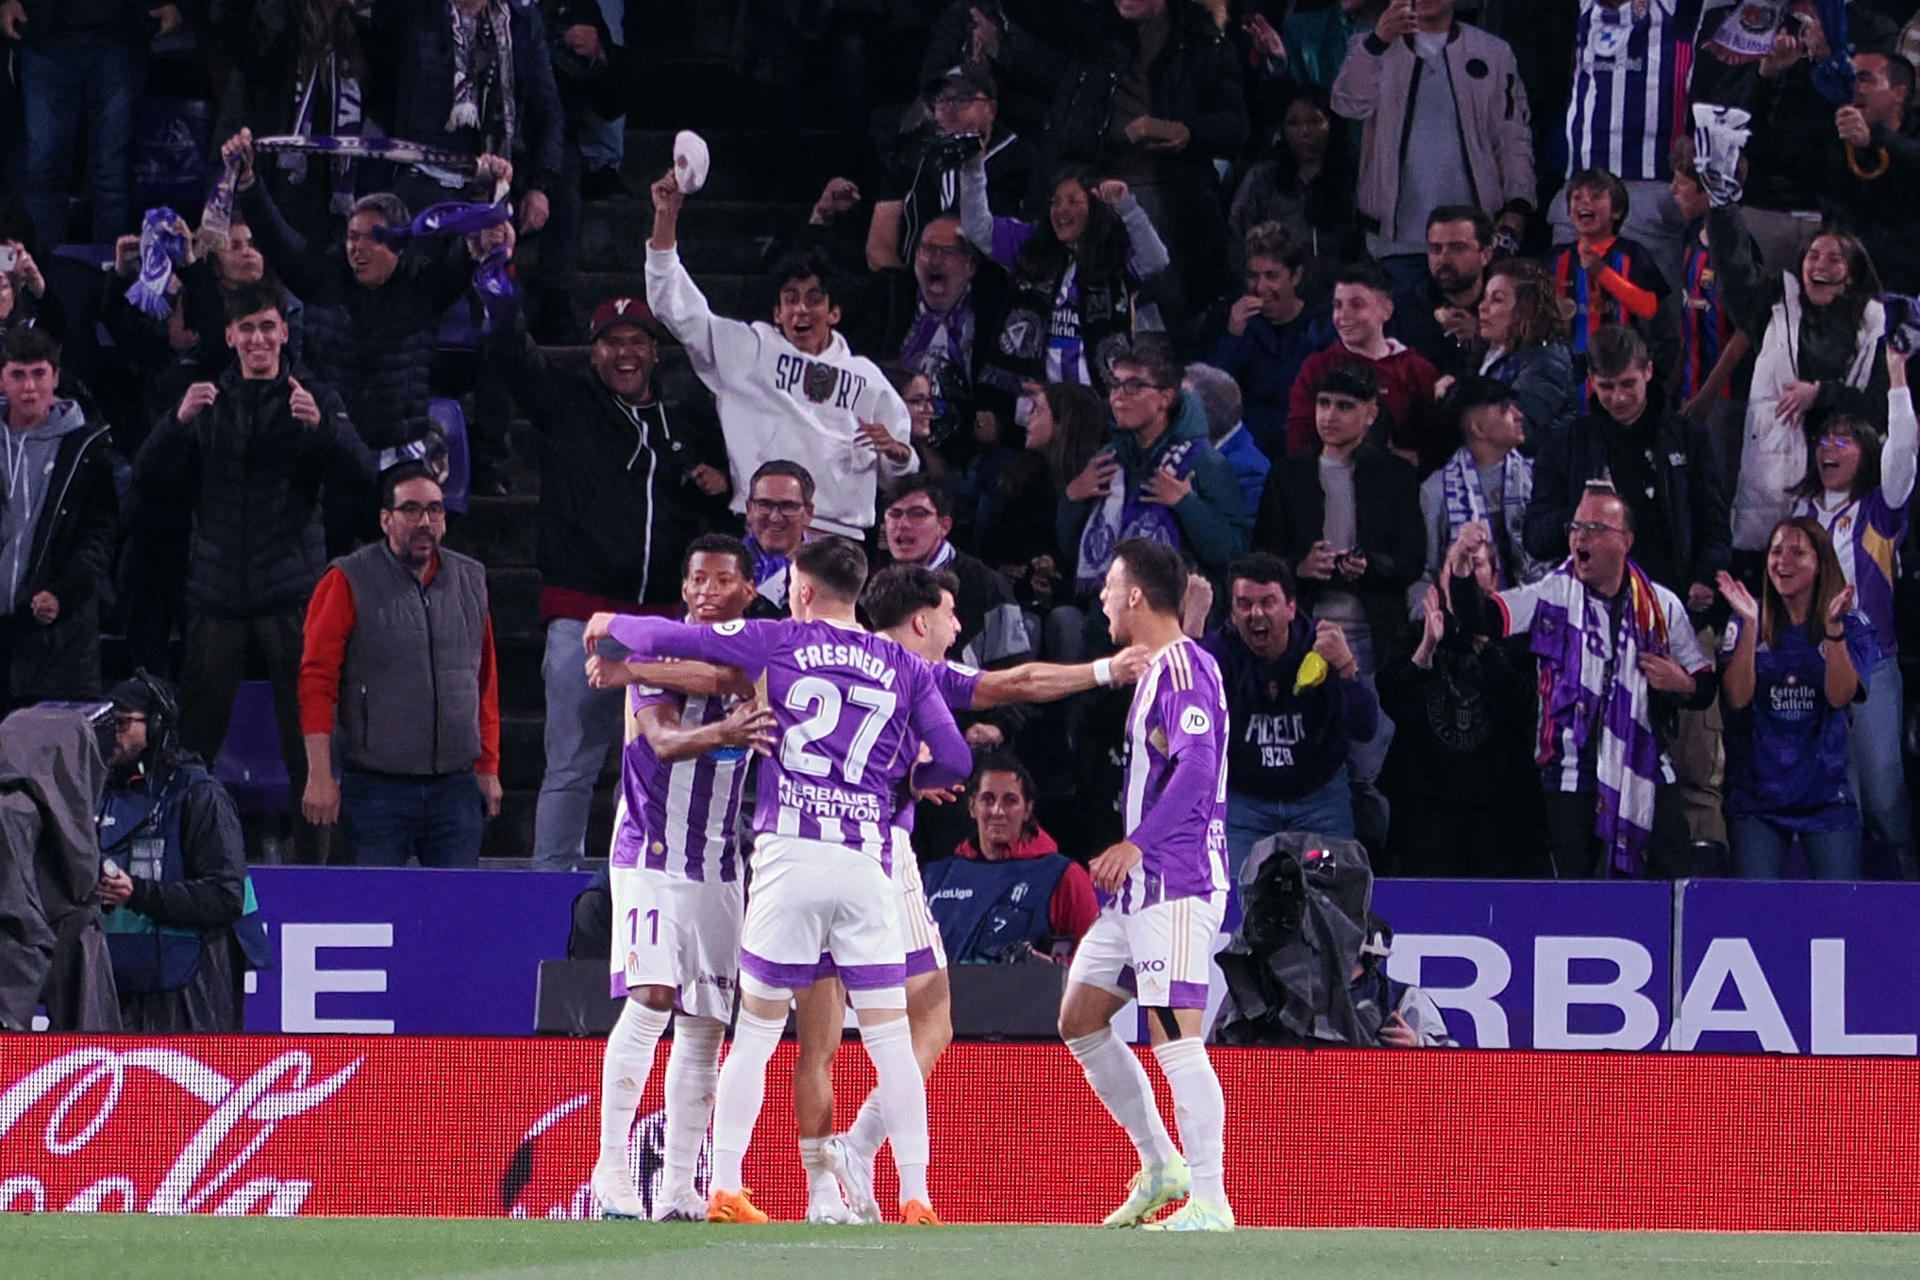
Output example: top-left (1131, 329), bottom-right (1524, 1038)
top-left (970, 645), bottom-right (1150, 708)
top-left (625, 660), bottom-right (754, 700)
top-left (636, 699), bottom-right (776, 763)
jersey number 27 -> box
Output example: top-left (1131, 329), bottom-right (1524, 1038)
top-left (780, 676), bottom-right (898, 787)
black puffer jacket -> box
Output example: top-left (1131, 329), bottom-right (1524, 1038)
top-left (134, 361), bottom-right (374, 618)
top-left (240, 180), bottom-right (475, 455)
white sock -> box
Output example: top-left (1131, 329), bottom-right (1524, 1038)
top-left (845, 1090), bottom-right (888, 1161)
top-left (1153, 1038), bottom-right (1228, 1205)
top-left (799, 1136), bottom-right (841, 1205)
top-left (598, 1000), bottom-right (671, 1168)
top-left (711, 1009), bottom-right (785, 1193)
top-left (861, 1017), bottom-right (929, 1206)
top-left (1066, 1027), bottom-right (1176, 1167)
top-left (663, 1015), bottom-right (723, 1198)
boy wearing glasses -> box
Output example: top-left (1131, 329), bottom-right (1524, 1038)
top-left (298, 464), bottom-right (501, 866)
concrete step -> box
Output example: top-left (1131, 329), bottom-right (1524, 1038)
top-left (482, 782), bottom-right (617, 861)
top-left (487, 565), bottom-right (542, 642)
top-left (444, 494), bottom-right (538, 568)
top-left (578, 269), bottom-right (760, 319)
top-left (578, 199), bottom-right (803, 274)
top-left (620, 128), bottom-right (849, 202)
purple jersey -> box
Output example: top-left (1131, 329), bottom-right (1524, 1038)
top-left (608, 683), bottom-right (752, 881)
top-left (607, 615), bottom-right (972, 866)
top-left (891, 658), bottom-right (984, 838)
top-left (1118, 639), bottom-right (1230, 914)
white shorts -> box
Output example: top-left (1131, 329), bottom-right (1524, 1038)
top-left (607, 864), bottom-right (744, 1023)
top-left (1067, 895), bottom-right (1225, 1011)
top-left (739, 835), bottom-right (904, 993)
top-left (893, 828), bottom-right (947, 979)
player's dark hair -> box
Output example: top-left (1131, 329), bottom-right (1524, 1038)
top-left (1587, 324), bottom-right (1650, 378)
top-left (1316, 361), bottom-right (1379, 404)
top-left (1227, 552), bottom-right (1296, 603)
top-left (769, 246), bottom-right (840, 311)
top-left (750, 458), bottom-right (816, 506)
top-left (1, 325), bottom-right (60, 370)
top-left (883, 474), bottom-right (954, 520)
top-left (862, 563), bottom-right (959, 632)
top-left (380, 462), bottom-right (441, 509)
top-left (1111, 538), bottom-right (1185, 616)
top-left (223, 281), bottom-right (286, 325)
top-left (1331, 260), bottom-right (1392, 298)
top-left (1426, 204), bottom-right (1495, 248)
top-left (682, 532), bottom-right (754, 581)
top-left (1441, 375), bottom-right (1519, 443)
top-left (794, 535), bottom-right (867, 603)
top-left (1111, 334), bottom-right (1184, 391)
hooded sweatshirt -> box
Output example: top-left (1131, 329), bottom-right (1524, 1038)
top-left (645, 243), bottom-right (917, 537)
top-left (948, 825), bottom-right (1099, 942)
top-left (0, 400), bottom-right (91, 610)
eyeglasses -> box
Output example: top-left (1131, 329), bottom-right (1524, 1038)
top-left (388, 501), bottom-right (447, 521)
top-left (1817, 436), bottom-right (1860, 450)
top-left (916, 242), bottom-right (972, 261)
top-left (1108, 379), bottom-right (1166, 396)
top-left (885, 506), bottom-right (941, 522)
top-left (747, 498), bottom-right (807, 518)
top-left (1566, 521), bottom-right (1626, 537)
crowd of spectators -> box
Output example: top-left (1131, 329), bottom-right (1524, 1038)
top-left (5, 0), bottom-right (1920, 910)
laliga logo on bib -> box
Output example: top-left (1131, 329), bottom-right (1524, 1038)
top-left (1180, 707), bottom-right (1211, 736)
top-left (713, 620), bottom-right (746, 636)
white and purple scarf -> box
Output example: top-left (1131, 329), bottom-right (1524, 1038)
top-left (1528, 559), bottom-right (1672, 877)
top-left (1440, 447), bottom-right (1539, 587)
top-left (1074, 438), bottom-right (1202, 596)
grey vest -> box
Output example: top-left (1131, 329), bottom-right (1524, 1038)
top-left (334, 542), bottom-right (488, 776)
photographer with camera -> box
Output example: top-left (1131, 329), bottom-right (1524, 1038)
top-left (94, 674), bottom-right (254, 1033)
top-left (868, 66), bottom-right (1035, 271)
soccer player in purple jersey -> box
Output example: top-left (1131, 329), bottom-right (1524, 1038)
top-left (790, 564), bottom-right (1151, 1223)
top-left (1059, 538), bottom-right (1235, 1232)
top-left (584, 538), bottom-right (972, 1226)
top-left (589, 535), bottom-right (775, 1223)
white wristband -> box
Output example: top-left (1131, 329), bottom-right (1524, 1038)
top-left (1093, 658), bottom-right (1115, 688)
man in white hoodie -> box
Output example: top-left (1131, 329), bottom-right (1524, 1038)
top-left (647, 171), bottom-right (917, 537)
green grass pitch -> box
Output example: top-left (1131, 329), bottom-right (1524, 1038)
top-left (8, 1217), bottom-right (1920, 1280)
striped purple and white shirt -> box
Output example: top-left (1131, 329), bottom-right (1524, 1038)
top-left (1564, 0), bottom-right (1704, 182)
top-left (606, 615), bottom-right (972, 868)
top-left (890, 658), bottom-right (984, 839)
top-left (608, 682), bottom-right (753, 881)
top-left (1117, 639), bottom-right (1230, 915)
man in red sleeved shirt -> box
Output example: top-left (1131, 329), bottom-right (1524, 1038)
top-left (298, 464), bottom-right (501, 866)
top-left (1285, 262), bottom-right (1442, 469)
top-left (923, 755), bottom-right (1098, 960)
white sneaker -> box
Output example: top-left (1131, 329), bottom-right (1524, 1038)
top-left (651, 1188), bottom-right (709, 1222)
top-left (591, 1162), bottom-right (645, 1220)
top-left (822, 1134), bottom-right (881, 1225)
top-left (805, 1196), bottom-right (860, 1225)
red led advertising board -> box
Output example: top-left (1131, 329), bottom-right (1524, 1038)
top-left (3, 1036), bottom-right (1916, 1230)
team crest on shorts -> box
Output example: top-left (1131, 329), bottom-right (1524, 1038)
top-left (803, 360), bottom-right (838, 403)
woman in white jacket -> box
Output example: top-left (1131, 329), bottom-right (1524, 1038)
top-left (645, 171), bottom-right (917, 539)
top-left (1709, 204), bottom-right (1888, 556)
